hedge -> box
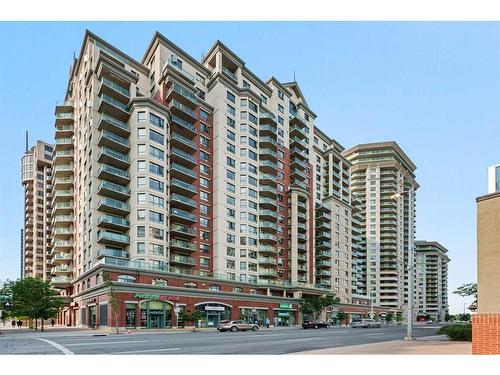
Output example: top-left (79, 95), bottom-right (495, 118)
top-left (437, 324), bottom-right (472, 341)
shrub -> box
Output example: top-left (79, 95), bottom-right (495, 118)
top-left (437, 324), bottom-right (472, 341)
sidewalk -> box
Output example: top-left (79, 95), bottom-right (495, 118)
top-left (298, 335), bottom-right (472, 355)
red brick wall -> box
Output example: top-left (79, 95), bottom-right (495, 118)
top-left (472, 314), bottom-right (500, 354)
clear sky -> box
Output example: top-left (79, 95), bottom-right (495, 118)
top-left (0, 22), bottom-right (498, 313)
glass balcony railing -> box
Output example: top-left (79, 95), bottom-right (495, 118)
top-left (98, 197), bottom-right (130, 211)
top-left (56, 138), bottom-right (73, 145)
top-left (171, 162), bottom-right (196, 178)
top-left (163, 59), bottom-right (196, 82)
top-left (170, 254), bottom-right (196, 265)
top-left (100, 113), bottom-right (130, 132)
top-left (53, 253), bottom-right (72, 260)
top-left (171, 224), bottom-right (197, 236)
top-left (56, 113), bottom-right (74, 121)
top-left (171, 193), bottom-right (197, 207)
top-left (171, 178), bottom-right (197, 193)
top-left (99, 147), bottom-right (130, 164)
top-left (171, 132), bottom-right (197, 149)
top-left (171, 115), bottom-right (196, 133)
top-left (51, 276), bottom-right (71, 284)
top-left (97, 248), bottom-right (128, 258)
top-left (98, 214), bottom-right (130, 228)
top-left (97, 231), bottom-right (130, 244)
top-left (101, 94), bottom-right (129, 113)
top-left (171, 208), bottom-right (197, 222)
top-left (171, 147), bottom-right (197, 163)
top-left (221, 66), bottom-right (237, 81)
top-left (171, 82), bottom-right (197, 104)
top-left (100, 130), bottom-right (130, 147)
top-left (98, 181), bottom-right (131, 196)
top-left (170, 239), bottom-right (196, 251)
top-left (99, 164), bottom-right (130, 180)
top-left (102, 77), bottom-right (130, 97)
top-left (171, 99), bottom-right (196, 118)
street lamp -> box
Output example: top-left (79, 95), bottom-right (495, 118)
top-left (391, 189), bottom-right (415, 341)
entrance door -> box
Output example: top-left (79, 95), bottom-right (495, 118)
top-left (149, 313), bottom-right (163, 328)
top-left (206, 313), bottom-right (220, 327)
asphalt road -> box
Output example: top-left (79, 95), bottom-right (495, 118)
top-left (0, 325), bottom-right (442, 355)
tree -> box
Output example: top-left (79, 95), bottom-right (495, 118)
top-left (180, 310), bottom-right (205, 331)
top-left (395, 312), bottom-right (403, 325)
top-left (0, 280), bottom-right (15, 321)
top-left (336, 311), bottom-right (348, 325)
top-left (385, 312), bottom-right (394, 323)
top-left (453, 283), bottom-right (477, 310)
top-left (458, 313), bottom-right (471, 322)
top-left (299, 295), bottom-right (339, 320)
top-left (8, 277), bottom-right (62, 332)
top-left (445, 313), bottom-right (456, 322)
top-left (103, 272), bottom-right (119, 334)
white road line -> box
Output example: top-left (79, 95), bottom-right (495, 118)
top-left (285, 337), bottom-right (321, 342)
top-left (66, 340), bottom-right (149, 346)
top-left (365, 333), bottom-right (385, 336)
top-left (35, 338), bottom-right (74, 355)
top-left (108, 347), bottom-right (181, 355)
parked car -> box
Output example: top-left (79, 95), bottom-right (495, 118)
top-left (217, 320), bottom-right (259, 332)
top-left (350, 318), bottom-right (382, 328)
top-left (302, 320), bottom-right (330, 329)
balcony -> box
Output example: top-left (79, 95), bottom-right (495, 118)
top-left (171, 162), bottom-right (197, 182)
top-left (98, 181), bottom-right (131, 200)
top-left (55, 100), bottom-right (74, 114)
top-left (316, 260), bottom-right (331, 268)
top-left (316, 250), bottom-right (332, 259)
top-left (97, 231), bottom-right (130, 246)
top-left (166, 82), bottom-right (197, 108)
top-left (53, 150), bottom-right (73, 164)
top-left (53, 240), bottom-right (73, 250)
top-left (98, 130), bottom-right (130, 153)
top-left (259, 211), bottom-right (278, 222)
top-left (259, 124), bottom-right (277, 136)
top-left (55, 124), bottom-right (74, 139)
top-left (98, 163), bottom-right (130, 185)
top-left (170, 115), bottom-right (196, 138)
top-left (259, 173), bottom-right (278, 187)
top-left (297, 233), bottom-right (307, 243)
top-left (170, 224), bottom-right (197, 239)
top-left (289, 112), bottom-right (307, 127)
top-left (171, 178), bottom-right (197, 197)
top-left (170, 239), bottom-right (196, 253)
top-left (53, 164), bottom-right (73, 177)
top-left (316, 211), bottom-right (331, 222)
top-left (297, 211), bottom-right (307, 222)
top-left (170, 99), bottom-right (197, 123)
top-left (55, 138), bottom-right (73, 150)
top-left (291, 157), bottom-right (308, 170)
top-left (53, 215), bottom-right (73, 227)
top-left (259, 257), bottom-right (277, 266)
top-left (97, 248), bottom-right (128, 259)
top-left (259, 147), bottom-right (278, 160)
top-left (259, 160), bottom-right (278, 174)
top-left (259, 232), bottom-right (277, 244)
top-left (169, 254), bottom-right (196, 267)
top-left (97, 214), bottom-right (130, 230)
top-left (259, 186), bottom-right (277, 198)
top-left (171, 147), bottom-right (197, 168)
top-left (53, 227), bottom-right (73, 239)
top-left (98, 197), bottom-right (130, 216)
top-left (171, 193), bottom-right (197, 210)
top-left (315, 281), bottom-right (331, 289)
top-left (162, 59), bottom-right (197, 85)
top-left (259, 245), bottom-right (278, 255)
top-left (298, 264), bottom-right (308, 272)
top-left (259, 197), bottom-right (277, 209)
top-left (259, 269), bottom-right (277, 278)
top-left (260, 220), bottom-right (278, 233)
top-left (51, 265), bottom-right (72, 275)
top-left (259, 110), bottom-right (277, 125)
top-left (51, 276), bottom-right (72, 287)
top-left (99, 77), bottom-right (130, 103)
top-left (98, 113), bottom-right (130, 137)
top-left (171, 132), bottom-right (197, 153)
top-left (290, 137), bottom-right (308, 150)
top-left (221, 66), bottom-right (238, 82)
top-left (171, 207), bottom-right (197, 224)
top-left (55, 112), bottom-right (74, 126)
top-left (316, 269), bottom-right (331, 277)
top-left (53, 202), bottom-right (72, 215)
top-left (98, 147), bottom-right (130, 170)
top-left (51, 252), bottom-right (72, 264)
top-left (98, 94), bottom-right (130, 121)
top-left (315, 230), bottom-right (331, 240)
top-left (297, 222), bottom-right (307, 233)
top-left (53, 189), bottom-right (73, 202)
top-left (260, 136), bottom-right (278, 148)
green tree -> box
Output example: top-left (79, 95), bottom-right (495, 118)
top-left (180, 310), bottom-right (205, 331)
top-left (0, 279), bottom-right (15, 321)
top-left (385, 312), bottom-right (394, 323)
top-left (9, 277), bottom-right (62, 332)
top-left (336, 311), bottom-right (348, 325)
top-left (458, 313), bottom-right (471, 322)
top-left (299, 295), bottom-right (339, 320)
top-left (103, 272), bottom-right (120, 334)
top-left (395, 312), bottom-right (403, 325)
top-left (453, 283), bottom-right (477, 310)
top-left (445, 313), bottom-right (456, 322)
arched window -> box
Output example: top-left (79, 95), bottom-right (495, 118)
top-left (117, 275), bottom-right (136, 283)
top-left (152, 279), bottom-right (167, 286)
top-left (249, 289), bottom-right (257, 295)
top-left (208, 284), bottom-right (221, 291)
top-left (233, 287), bottom-right (243, 293)
top-left (184, 282), bottom-right (197, 289)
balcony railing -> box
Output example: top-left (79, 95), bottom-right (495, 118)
top-left (97, 231), bottom-right (130, 244)
top-left (170, 239), bottom-right (196, 251)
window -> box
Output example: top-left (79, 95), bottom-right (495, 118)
top-left (117, 275), bottom-right (136, 283)
top-left (137, 128), bottom-right (146, 139)
top-left (200, 258), bottom-right (210, 267)
top-left (137, 193), bottom-right (146, 204)
top-left (260, 95), bottom-right (267, 104)
top-left (137, 176), bottom-right (146, 188)
top-left (227, 182), bottom-right (235, 193)
top-left (227, 91), bottom-right (236, 103)
top-left (137, 160), bottom-right (146, 172)
top-left (138, 144), bottom-right (145, 155)
top-left (200, 110), bottom-right (209, 122)
top-left (227, 247), bottom-right (235, 256)
top-left (200, 136), bottom-right (210, 147)
top-left (278, 90), bottom-right (284, 99)
top-left (149, 211), bottom-right (164, 224)
top-left (233, 287), bottom-right (243, 293)
top-left (227, 117), bottom-right (236, 128)
top-left (200, 177), bottom-right (210, 188)
top-left (149, 113), bottom-right (164, 128)
top-left (137, 226), bottom-right (145, 237)
top-left (227, 157), bottom-right (235, 167)
top-left (227, 104), bottom-right (235, 115)
top-left (278, 104), bottom-right (284, 113)
top-left (200, 204), bottom-right (209, 215)
top-left (149, 129), bottom-right (164, 145)
top-left (137, 111), bottom-right (146, 122)
top-left (227, 130), bottom-right (236, 141)
top-left (149, 194), bottom-right (164, 208)
top-left (240, 98), bottom-right (247, 107)
top-left (150, 146), bottom-right (164, 161)
top-left (243, 80), bottom-right (250, 88)
top-left (200, 151), bottom-right (210, 161)
top-left (249, 101), bottom-right (258, 112)
top-left (200, 163), bottom-right (209, 174)
top-left (150, 243), bottom-right (164, 255)
top-left (149, 162), bottom-right (164, 177)
top-left (137, 242), bottom-right (145, 254)
top-left (149, 178), bottom-right (164, 192)
top-left (200, 217), bottom-right (209, 227)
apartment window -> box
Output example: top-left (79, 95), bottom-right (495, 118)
top-left (200, 191), bottom-right (209, 201)
top-left (227, 104), bottom-right (235, 116)
top-left (200, 177), bottom-right (209, 188)
top-left (200, 151), bottom-right (210, 161)
top-left (149, 113), bottom-right (164, 128)
top-left (137, 193), bottom-right (146, 204)
top-left (227, 157), bottom-right (235, 167)
top-left (138, 144), bottom-right (146, 155)
top-left (137, 210), bottom-right (146, 221)
top-left (150, 227), bottom-right (165, 240)
top-left (227, 195), bottom-right (235, 206)
top-left (227, 260), bottom-right (235, 269)
top-left (249, 101), bottom-right (258, 113)
top-left (138, 128), bottom-right (146, 139)
top-left (260, 94), bottom-right (267, 104)
top-left (240, 261), bottom-right (247, 270)
top-left (150, 146), bottom-right (164, 161)
top-left (240, 98), bottom-right (247, 107)
top-left (137, 176), bottom-right (145, 188)
top-left (227, 91), bottom-right (236, 103)
top-left (150, 243), bottom-right (164, 255)
top-left (201, 123), bottom-right (210, 134)
top-left (240, 111), bottom-right (247, 120)
top-left (227, 247), bottom-right (235, 256)
top-left (200, 110), bottom-right (209, 122)
top-left (149, 211), bottom-right (164, 224)
top-left (227, 182), bottom-right (235, 193)
top-left (149, 162), bottom-right (164, 177)
top-left (227, 143), bottom-right (235, 153)
top-left (149, 194), bottom-right (164, 208)
top-left (149, 178), bottom-right (164, 192)
top-left (243, 80), bottom-right (250, 88)
top-left (200, 217), bottom-right (209, 228)
top-left (137, 160), bottom-right (146, 172)
top-left (278, 116), bottom-right (284, 125)
top-left (200, 258), bottom-right (210, 267)
top-left (137, 226), bottom-right (145, 237)
top-left (137, 242), bottom-right (145, 254)
top-left (200, 136), bottom-right (210, 147)
top-left (227, 130), bottom-right (236, 141)
top-left (149, 129), bottom-right (164, 145)
top-left (137, 111), bottom-right (146, 122)
top-left (227, 117), bottom-right (236, 128)
top-left (200, 204), bottom-right (209, 215)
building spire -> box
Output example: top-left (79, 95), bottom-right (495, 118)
top-left (25, 130), bottom-right (29, 152)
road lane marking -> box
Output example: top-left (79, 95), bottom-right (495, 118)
top-left (285, 337), bottom-right (321, 342)
top-left (36, 338), bottom-right (74, 355)
top-left (365, 333), bottom-right (385, 336)
top-left (108, 347), bottom-right (181, 355)
top-left (65, 340), bottom-right (149, 346)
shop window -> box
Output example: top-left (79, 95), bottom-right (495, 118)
top-left (208, 284), bottom-right (221, 291)
top-left (184, 282), bottom-right (197, 288)
top-left (152, 279), bottom-right (167, 286)
top-left (233, 287), bottom-right (243, 293)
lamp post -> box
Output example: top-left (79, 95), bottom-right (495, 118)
top-left (391, 189), bottom-right (415, 341)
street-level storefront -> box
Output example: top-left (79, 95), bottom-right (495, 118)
top-left (239, 307), bottom-right (269, 325)
top-left (273, 303), bottom-right (296, 326)
top-left (195, 302), bottom-right (232, 327)
top-left (139, 300), bottom-right (173, 328)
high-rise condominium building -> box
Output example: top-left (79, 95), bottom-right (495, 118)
top-left (343, 142), bottom-right (419, 311)
top-left (487, 163), bottom-right (500, 194)
top-left (21, 138), bottom-right (54, 280)
top-left (46, 30), bottom-right (391, 328)
top-left (414, 241), bottom-right (449, 322)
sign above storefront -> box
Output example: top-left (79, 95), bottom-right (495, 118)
top-left (134, 294), bottom-right (181, 301)
top-left (279, 303), bottom-right (292, 309)
top-left (205, 306), bottom-right (225, 311)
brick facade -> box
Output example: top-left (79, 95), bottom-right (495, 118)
top-left (472, 314), bottom-right (500, 355)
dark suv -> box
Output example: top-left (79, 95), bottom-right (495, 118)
top-left (302, 320), bottom-right (330, 329)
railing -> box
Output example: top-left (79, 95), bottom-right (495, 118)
top-left (171, 193), bottom-right (197, 207)
top-left (171, 99), bottom-right (196, 118)
top-left (163, 59), bottom-right (196, 82)
top-left (100, 130), bottom-right (130, 147)
top-left (171, 162), bottom-right (196, 178)
top-left (98, 197), bottom-right (130, 211)
top-left (221, 66), bottom-right (237, 81)
top-left (98, 181), bottom-right (131, 196)
top-left (171, 132), bottom-right (197, 149)
top-left (56, 138), bottom-right (73, 145)
top-left (171, 147), bottom-right (197, 163)
top-left (170, 254), bottom-right (196, 265)
top-left (100, 147), bottom-right (130, 163)
top-left (170, 239), bottom-right (196, 251)
top-left (171, 208), bottom-right (197, 221)
top-left (97, 248), bottom-right (128, 258)
top-left (170, 82), bottom-right (197, 104)
top-left (98, 231), bottom-right (130, 244)
top-left (102, 77), bottom-right (130, 97)
top-left (99, 164), bottom-right (130, 179)
top-left (171, 178), bottom-right (197, 193)
top-left (100, 113), bottom-right (130, 132)
top-left (171, 115), bottom-right (196, 133)
top-left (101, 94), bottom-right (129, 112)
top-left (98, 214), bottom-right (130, 228)
top-left (171, 224), bottom-right (197, 236)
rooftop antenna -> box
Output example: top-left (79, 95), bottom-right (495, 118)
top-left (293, 71), bottom-right (296, 82)
top-left (25, 130), bottom-right (29, 152)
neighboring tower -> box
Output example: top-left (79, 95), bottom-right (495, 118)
top-left (20, 229), bottom-right (24, 279)
top-left (487, 163), bottom-right (500, 194)
top-left (415, 241), bottom-right (449, 321)
top-left (344, 141), bottom-right (419, 311)
top-left (21, 134), bottom-right (54, 280)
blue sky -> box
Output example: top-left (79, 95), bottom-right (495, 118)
top-left (0, 22), bottom-right (498, 313)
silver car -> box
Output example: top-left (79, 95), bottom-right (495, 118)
top-left (351, 318), bottom-right (382, 328)
top-left (217, 320), bottom-right (259, 332)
